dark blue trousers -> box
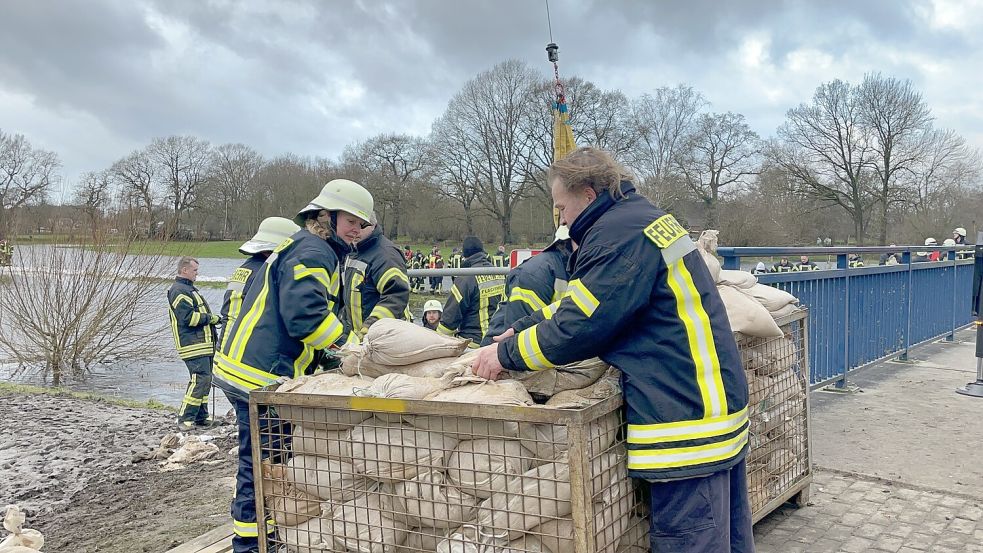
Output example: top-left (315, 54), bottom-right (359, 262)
top-left (229, 397), bottom-right (291, 553)
top-left (648, 458), bottom-right (755, 552)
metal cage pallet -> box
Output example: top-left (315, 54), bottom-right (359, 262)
top-left (249, 309), bottom-right (811, 552)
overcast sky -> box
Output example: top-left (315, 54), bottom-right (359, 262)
top-left (2, 0), bottom-right (982, 200)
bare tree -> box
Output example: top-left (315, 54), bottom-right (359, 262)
top-left (772, 79), bottom-right (877, 243)
top-left (857, 73), bottom-right (933, 244)
top-left (0, 231), bottom-right (171, 385)
top-left (209, 143), bottom-right (263, 238)
top-left (675, 112), bottom-right (760, 228)
top-left (343, 134), bottom-right (426, 238)
top-left (149, 135), bottom-right (211, 236)
top-left (109, 149), bottom-right (157, 220)
top-left (73, 171), bottom-right (112, 238)
top-left (442, 59), bottom-right (540, 243)
top-left (630, 85), bottom-right (707, 207)
top-left (0, 130), bottom-right (59, 239)
top-left (430, 115), bottom-right (481, 234)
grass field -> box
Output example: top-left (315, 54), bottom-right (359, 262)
top-left (0, 381), bottom-right (175, 411)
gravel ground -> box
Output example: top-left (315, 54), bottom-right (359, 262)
top-left (0, 391), bottom-right (238, 552)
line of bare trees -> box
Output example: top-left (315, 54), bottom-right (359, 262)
top-left (5, 62), bottom-right (982, 247)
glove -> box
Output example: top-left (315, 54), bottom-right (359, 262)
top-left (208, 314), bottom-right (221, 325)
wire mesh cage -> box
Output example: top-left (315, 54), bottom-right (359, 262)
top-left (250, 309), bottom-right (810, 552)
top-left (738, 308), bottom-right (812, 521)
top-left (250, 391), bottom-right (649, 553)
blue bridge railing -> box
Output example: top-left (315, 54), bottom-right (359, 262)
top-left (716, 246), bottom-right (976, 389)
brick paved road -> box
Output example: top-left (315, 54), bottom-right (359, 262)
top-left (754, 469), bottom-right (983, 552)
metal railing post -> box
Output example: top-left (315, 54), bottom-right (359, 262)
top-left (949, 249), bottom-right (957, 342)
top-left (901, 250), bottom-right (913, 361)
top-left (839, 266), bottom-right (850, 388)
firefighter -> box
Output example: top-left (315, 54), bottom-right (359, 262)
top-left (219, 217), bottom-right (299, 347)
top-left (409, 251), bottom-right (425, 292)
top-left (848, 253), bottom-right (864, 268)
top-left (427, 246), bottom-right (444, 293)
top-left (491, 245), bottom-right (507, 267)
top-left (448, 247), bottom-right (463, 269)
top-left (168, 256), bottom-right (221, 431)
top-left (769, 257), bottom-right (794, 273)
top-left (954, 227), bottom-right (972, 260)
top-left (472, 147), bottom-right (752, 552)
top-left (422, 299), bottom-right (443, 330)
top-left (438, 236), bottom-right (505, 345)
top-left (793, 255), bottom-right (820, 271)
top-left (343, 213), bottom-right (411, 337)
top-left (481, 225), bottom-right (572, 346)
top-left (213, 179), bottom-right (372, 553)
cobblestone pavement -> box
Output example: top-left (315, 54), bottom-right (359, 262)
top-left (754, 469), bottom-right (983, 552)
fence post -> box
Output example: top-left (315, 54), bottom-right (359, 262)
top-left (839, 266), bottom-right (851, 388)
top-left (721, 253), bottom-right (741, 270)
top-left (948, 250), bottom-right (957, 342)
top-left (900, 250), bottom-right (913, 361)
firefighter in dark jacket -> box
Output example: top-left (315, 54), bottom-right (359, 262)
top-left (438, 236), bottom-right (505, 345)
top-left (213, 179), bottom-right (373, 553)
top-left (343, 214), bottom-right (411, 337)
top-left (168, 256), bottom-right (221, 430)
top-left (481, 225), bottom-right (572, 346)
top-left (472, 147), bottom-right (752, 552)
top-left (219, 217), bottom-right (299, 347)
top-left (491, 245), bottom-right (507, 267)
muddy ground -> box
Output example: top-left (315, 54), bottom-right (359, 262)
top-left (0, 391), bottom-right (238, 552)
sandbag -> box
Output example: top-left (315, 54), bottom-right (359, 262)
top-left (527, 518), bottom-right (573, 553)
top-left (342, 348), bottom-right (480, 379)
top-left (615, 516), bottom-right (650, 553)
top-left (354, 373), bottom-right (455, 400)
top-left (717, 285), bottom-right (783, 338)
top-left (699, 249), bottom-right (722, 283)
top-left (285, 455), bottom-right (373, 502)
top-left (518, 410), bottom-right (620, 463)
top-left (509, 357), bottom-right (610, 397)
top-left (696, 230), bottom-right (721, 283)
top-left (718, 269), bottom-right (757, 289)
top-left (0, 506), bottom-right (43, 552)
top-left (351, 417), bottom-right (458, 482)
top-left (426, 380), bottom-right (534, 406)
top-left (742, 335), bottom-right (796, 377)
top-left (405, 414), bottom-right (521, 441)
top-left (746, 372), bottom-right (773, 407)
top-left (291, 426), bottom-right (353, 461)
top-left (747, 283), bottom-right (798, 312)
top-left (445, 439), bottom-right (533, 499)
top-left (361, 318), bottom-right (471, 365)
top-left (263, 461), bottom-right (324, 527)
top-left (330, 491), bottom-right (410, 553)
top-left (544, 367), bottom-right (621, 408)
top-left (770, 303), bottom-right (800, 320)
top-left (396, 527), bottom-right (453, 553)
top-left (594, 465), bottom-right (634, 553)
top-left (436, 525), bottom-right (506, 553)
top-left (476, 450), bottom-right (623, 540)
top-left (387, 470), bottom-right (479, 528)
top-left (278, 516), bottom-right (336, 553)
top-left (277, 373), bottom-right (374, 430)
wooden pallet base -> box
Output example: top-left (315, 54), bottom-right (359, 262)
top-left (165, 525), bottom-right (232, 553)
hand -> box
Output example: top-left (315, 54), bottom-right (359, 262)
top-left (492, 328), bottom-right (515, 342)
top-left (208, 314), bottom-right (221, 325)
top-left (472, 343), bottom-right (505, 381)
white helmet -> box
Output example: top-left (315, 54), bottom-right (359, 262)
top-left (240, 217), bottom-right (299, 254)
top-left (925, 237), bottom-right (938, 246)
top-left (296, 179), bottom-right (374, 225)
top-left (954, 227), bottom-right (967, 237)
top-left (943, 238), bottom-right (956, 246)
top-left (423, 299), bottom-right (443, 313)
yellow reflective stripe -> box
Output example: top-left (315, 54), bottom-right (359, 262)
top-left (565, 279), bottom-right (600, 318)
top-left (517, 325), bottom-right (554, 371)
top-left (171, 294), bottom-right (193, 310)
top-left (369, 305), bottom-right (396, 321)
top-left (450, 284), bottom-right (463, 303)
top-left (293, 344), bottom-right (314, 378)
top-left (378, 267), bottom-right (409, 290)
top-left (542, 300), bottom-right (561, 320)
top-left (293, 263), bottom-right (331, 290)
top-left (215, 353), bottom-right (277, 388)
top-left (232, 518), bottom-right (274, 537)
top-left (666, 259), bottom-right (726, 418)
top-left (627, 427), bottom-right (748, 470)
top-left (349, 272), bottom-right (365, 332)
top-left (628, 407), bottom-right (748, 445)
top-left (189, 311), bottom-right (201, 327)
top-left (436, 323), bottom-right (456, 336)
top-left (302, 314), bottom-right (345, 350)
top-left (229, 265), bottom-right (273, 360)
top-left (509, 287), bottom-right (547, 312)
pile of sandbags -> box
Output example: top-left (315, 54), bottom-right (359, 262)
top-left (739, 333), bottom-right (809, 513)
top-left (697, 230), bottom-right (802, 337)
top-left (265, 320), bottom-right (630, 553)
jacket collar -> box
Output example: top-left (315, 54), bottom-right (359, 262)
top-left (175, 276), bottom-right (194, 287)
top-left (568, 181), bottom-right (635, 244)
top-left (463, 251), bottom-right (490, 268)
top-left (354, 226), bottom-right (381, 253)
